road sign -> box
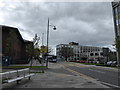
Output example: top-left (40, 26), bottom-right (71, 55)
top-left (40, 46), bottom-right (47, 53)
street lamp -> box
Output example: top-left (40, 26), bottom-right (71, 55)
top-left (46, 18), bottom-right (56, 67)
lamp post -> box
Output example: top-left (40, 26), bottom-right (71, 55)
top-left (112, 1), bottom-right (120, 67)
top-left (46, 18), bottom-right (56, 67)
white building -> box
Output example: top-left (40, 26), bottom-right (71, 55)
top-left (56, 42), bottom-right (109, 62)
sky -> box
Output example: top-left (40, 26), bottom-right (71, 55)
top-left (0, 0), bottom-right (116, 54)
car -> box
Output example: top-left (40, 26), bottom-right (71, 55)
top-left (79, 60), bottom-right (87, 63)
top-left (88, 61), bottom-right (94, 63)
top-left (93, 61), bottom-right (99, 64)
top-left (107, 61), bottom-right (113, 66)
top-left (79, 61), bottom-right (84, 63)
top-left (85, 61), bottom-right (89, 63)
top-left (111, 61), bottom-right (117, 66)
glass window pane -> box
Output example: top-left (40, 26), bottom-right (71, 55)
top-left (116, 19), bottom-right (120, 25)
top-left (116, 25), bottom-right (120, 36)
top-left (118, 6), bottom-right (120, 13)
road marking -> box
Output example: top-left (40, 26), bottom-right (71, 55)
top-left (61, 63), bottom-right (120, 88)
top-left (88, 69), bottom-right (105, 74)
top-left (100, 81), bottom-right (120, 88)
top-left (62, 65), bottom-right (96, 81)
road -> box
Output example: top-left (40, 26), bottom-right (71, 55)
top-left (59, 61), bottom-right (120, 88)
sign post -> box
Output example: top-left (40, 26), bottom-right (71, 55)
top-left (40, 46), bottom-right (47, 72)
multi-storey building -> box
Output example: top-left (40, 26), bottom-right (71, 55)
top-left (56, 42), bottom-right (109, 62)
top-left (112, 1), bottom-right (120, 66)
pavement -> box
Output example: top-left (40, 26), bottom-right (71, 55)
top-left (2, 61), bottom-right (115, 89)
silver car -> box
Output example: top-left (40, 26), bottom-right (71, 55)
top-left (107, 61), bottom-right (113, 66)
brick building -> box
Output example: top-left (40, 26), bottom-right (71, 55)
top-left (1, 25), bottom-right (33, 64)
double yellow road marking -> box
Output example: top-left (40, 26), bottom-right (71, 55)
top-left (62, 64), bottom-right (96, 81)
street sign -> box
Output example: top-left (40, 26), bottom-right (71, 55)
top-left (40, 46), bottom-right (47, 53)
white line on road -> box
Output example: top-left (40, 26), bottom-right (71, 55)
top-left (99, 81), bottom-right (120, 88)
top-left (88, 69), bottom-right (105, 74)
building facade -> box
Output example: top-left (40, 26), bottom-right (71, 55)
top-left (56, 42), bottom-right (109, 62)
top-left (1, 25), bottom-right (33, 64)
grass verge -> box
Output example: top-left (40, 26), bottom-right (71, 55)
top-left (2, 66), bottom-right (47, 69)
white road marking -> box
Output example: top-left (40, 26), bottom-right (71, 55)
top-left (100, 81), bottom-right (120, 88)
top-left (88, 69), bottom-right (105, 74)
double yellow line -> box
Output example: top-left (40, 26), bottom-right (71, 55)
top-left (62, 64), bottom-right (96, 81)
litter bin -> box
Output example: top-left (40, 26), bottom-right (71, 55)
top-left (2, 56), bottom-right (11, 66)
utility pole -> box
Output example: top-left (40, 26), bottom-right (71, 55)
top-left (42, 33), bottom-right (44, 46)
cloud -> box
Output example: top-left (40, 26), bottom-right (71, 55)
top-left (0, 1), bottom-right (115, 53)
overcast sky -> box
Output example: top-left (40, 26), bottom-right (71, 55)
top-left (0, 0), bottom-right (116, 54)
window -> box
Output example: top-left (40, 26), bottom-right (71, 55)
top-left (116, 19), bottom-right (120, 25)
top-left (115, 7), bottom-right (120, 14)
top-left (100, 53), bottom-right (103, 56)
top-left (95, 53), bottom-right (99, 56)
top-left (118, 6), bottom-right (120, 13)
top-left (116, 25), bottom-right (120, 36)
top-left (90, 53), bottom-right (94, 56)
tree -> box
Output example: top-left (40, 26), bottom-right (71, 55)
top-left (26, 43), bottom-right (40, 67)
top-left (33, 48), bottom-right (40, 58)
top-left (26, 43), bottom-right (40, 59)
top-left (59, 47), bottom-right (74, 61)
top-left (26, 34), bottom-right (41, 67)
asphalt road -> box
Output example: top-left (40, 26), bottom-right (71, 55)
top-left (60, 62), bottom-right (119, 88)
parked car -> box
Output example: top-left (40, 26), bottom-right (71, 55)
top-left (96, 61), bottom-right (99, 64)
top-left (79, 60), bottom-right (88, 63)
top-left (111, 61), bottom-right (117, 66)
top-left (88, 61), bottom-right (94, 63)
top-left (85, 61), bottom-right (89, 63)
top-left (107, 61), bottom-right (113, 66)
top-left (79, 61), bottom-right (85, 63)
top-left (92, 61), bottom-right (99, 64)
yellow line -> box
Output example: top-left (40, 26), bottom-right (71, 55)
top-left (62, 65), bottom-right (96, 81)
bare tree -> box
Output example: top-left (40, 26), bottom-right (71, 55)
top-left (59, 47), bottom-right (74, 61)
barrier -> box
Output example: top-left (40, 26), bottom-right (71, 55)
top-left (1, 68), bottom-right (35, 84)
